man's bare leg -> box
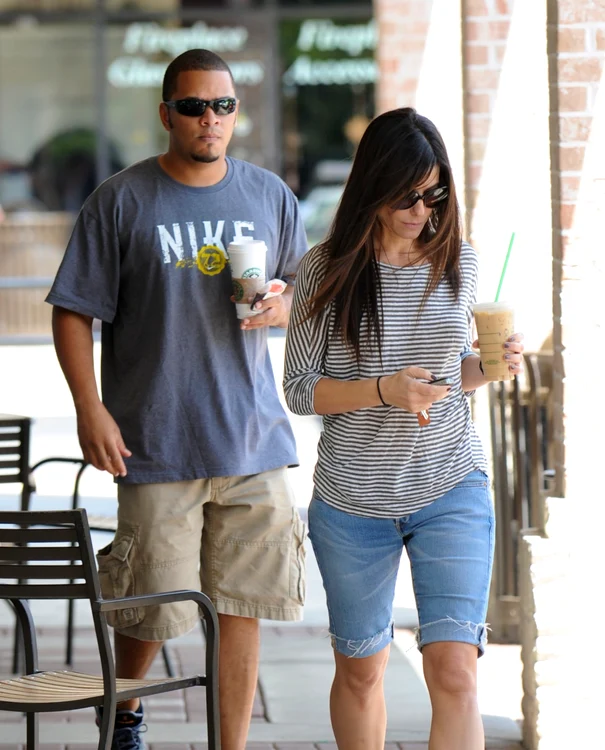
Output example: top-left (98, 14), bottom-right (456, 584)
top-left (218, 613), bottom-right (260, 750)
top-left (115, 631), bottom-right (163, 711)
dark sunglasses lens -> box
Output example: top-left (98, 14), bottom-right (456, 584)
top-left (175, 99), bottom-right (206, 116)
top-left (424, 187), bottom-right (448, 207)
top-left (212, 98), bottom-right (237, 115)
top-left (394, 193), bottom-right (419, 211)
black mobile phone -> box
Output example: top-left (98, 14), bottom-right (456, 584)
top-left (431, 377), bottom-right (453, 387)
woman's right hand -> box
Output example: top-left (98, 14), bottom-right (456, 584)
top-left (379, 367), bottom-right (451, 413)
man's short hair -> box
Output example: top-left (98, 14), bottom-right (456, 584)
top-left (162, 49), bottom-right (235, 101)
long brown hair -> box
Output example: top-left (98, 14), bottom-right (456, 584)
top-left (305, 107), bottom-right (462, 363)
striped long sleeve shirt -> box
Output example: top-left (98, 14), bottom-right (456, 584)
top-left (283, 241), bottom-right (488, 518)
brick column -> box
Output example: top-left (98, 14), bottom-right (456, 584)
top-left (550, 0), bottom-right (605, 500)
top-left (519, 2), bottom-right (605, 747)
top-left (374, 0), bottom-right (466, 222)
top-left (463, 0), bottom-right (514, 224)
top-left (374, 3), bottom-right (605, 746)
top-left (374, 0), bottom-right (435, 113)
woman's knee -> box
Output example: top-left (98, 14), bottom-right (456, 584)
top-left (423, 643), bottom-right (478, 697)
top-left (334, 647), bottom-right (389, 700)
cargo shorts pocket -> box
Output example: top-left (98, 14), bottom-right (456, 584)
top-left (290, 516), bottom-right (307, 605)
top-left (97, 531), bottom-right (144, 630)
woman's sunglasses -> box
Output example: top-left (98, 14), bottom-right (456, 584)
top-left (163, 97), bottom-right (237, 117)
top-left (392, 185), bottom-right (449, 211)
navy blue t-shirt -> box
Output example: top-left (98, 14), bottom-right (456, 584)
top-left (46, 156), bottom-right (308, 483)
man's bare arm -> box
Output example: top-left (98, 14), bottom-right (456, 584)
top-left (52, 307), bottom-right (131, 476)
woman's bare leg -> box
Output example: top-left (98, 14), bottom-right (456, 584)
top-left (329, 645), bottom-right (390, 750)
top-left (423, 641), bottom-right (484, 750)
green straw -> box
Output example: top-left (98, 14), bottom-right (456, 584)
top-left (495, 232), bottom-right (515, 302)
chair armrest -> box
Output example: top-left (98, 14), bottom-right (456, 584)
top-left (95, 589), bottom-right (215, 617)
top-left (25, 458), bottom-right (89, 510)
top-left (95, 590), bottom-right (219, 678)
top-left (30, 457), bottom-right (86, 473)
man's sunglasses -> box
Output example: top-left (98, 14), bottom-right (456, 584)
top-left (392, 185), bottom-right (449, 211)
top-left (163, 97), bottom-right (237, 117)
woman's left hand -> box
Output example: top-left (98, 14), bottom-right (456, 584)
top-left (473, 332), bottom-right (525, 376)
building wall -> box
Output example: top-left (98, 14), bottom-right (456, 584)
top-left (375, 0), bottom-right (553, 352)
top-left (374, 0), bottom-right (604, 487)
top-left (549, 0), bottom-right (605, 501)
top-left (374, 0), bottom-right (605, 746)
top-left (521, 8), bottom-right (605, 741)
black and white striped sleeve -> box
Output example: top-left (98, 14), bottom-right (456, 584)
top-left (460, 242), bottom-right (479, 362)
top-left (283, 249), bottom-right (330, 416)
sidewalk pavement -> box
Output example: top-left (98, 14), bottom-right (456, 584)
top-left (0, 342), bottom-right (524, 748)
top-left (0, 616), bottom-right (523, 749)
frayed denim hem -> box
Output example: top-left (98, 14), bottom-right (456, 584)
top-left (330, 621), bottom-right (394, 658)
top-left (415, 616), bottom-right (490, 657)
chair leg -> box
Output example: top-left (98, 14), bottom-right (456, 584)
top-left (12, 615), bottom-right (22, 674)
top-left (66, 598), bottom-right (75, 666)
top-left (203, 619), bottom-right (220, 750)
top-left (161, 643), bottom-right (176, 677)
top-left (98, 703), bottom-right (116, 750)
top-left (26, 712), bottom-right (38, 750)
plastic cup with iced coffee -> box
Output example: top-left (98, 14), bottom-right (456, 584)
top-left (472, 301), bottom-right (515, 381)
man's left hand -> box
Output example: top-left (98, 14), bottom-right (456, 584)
top-left (240, 286), bottom-right (293, 330)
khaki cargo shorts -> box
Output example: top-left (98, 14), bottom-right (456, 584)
top-left (97, 467), bottom-right (306, 641)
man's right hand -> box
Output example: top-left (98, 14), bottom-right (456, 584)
top-left (76, 402), bottom-right (132, 477)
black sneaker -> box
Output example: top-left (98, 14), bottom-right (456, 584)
top-left (95, 703), bottom-right (147, 750)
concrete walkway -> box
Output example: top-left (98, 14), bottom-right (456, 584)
top-left (0, 617), bottom-right (522, 749)
top-left (0, 342), bottom-right (523, 748)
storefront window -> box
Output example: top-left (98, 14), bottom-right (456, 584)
top-left (0, 0), bottom-right (374, 339)
top-left (279, 1), bottom-right (371, 6)
top-left (0, 23), bottom-right (97, 213)
top-left (280, 16), bottom-right (375, 241)
top-left (0, 21), bottom-right (97, 338)
top-left (180, 1), bottom-right (264, 7)
top-left (105, 1), bottom-right (177, 10)
top-left (0, 1), bottom-right (94, 9)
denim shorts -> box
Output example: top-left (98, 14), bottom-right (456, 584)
top-left (308, 470), bottom-right (495, 659)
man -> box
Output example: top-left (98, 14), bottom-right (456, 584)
top-left (46, 48), bottom-right (308, 750)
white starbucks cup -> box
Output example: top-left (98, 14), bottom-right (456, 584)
top-left (227, 239), bottom-right (268, 319)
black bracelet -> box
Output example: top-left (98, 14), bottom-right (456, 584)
top-left (376, 376), bottom-right (389, 406)
top-left (478, 360), bottom-right (484, 375)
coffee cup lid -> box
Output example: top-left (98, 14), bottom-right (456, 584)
top-left (227, 239), bottom-right (267, 252)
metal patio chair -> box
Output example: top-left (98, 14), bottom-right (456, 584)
top-left (0, 414), bottom-right (175, 675)
top-left (21, 458), bottom-right (178, 676)
top-left (0, 508), bottom-right (220, 750)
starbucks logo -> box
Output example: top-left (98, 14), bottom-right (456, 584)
top-left (242, 267), bottom-right (262, 279)
top-left (232, 280), bottom-right (245, 302)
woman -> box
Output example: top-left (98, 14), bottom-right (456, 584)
top-left (283, 108), bottom-right (524, 750)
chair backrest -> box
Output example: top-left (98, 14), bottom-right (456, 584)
top-left (0, 415), bottom-right (30, 486)
top-left (0, 509), bottom-right (101, 601)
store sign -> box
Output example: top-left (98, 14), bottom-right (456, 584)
top-left (123, 22), bottom-right (248, 55)
top-left (297, 19), bottom-right (377, 56)
top-left (108, 22), bottom-right (265, 88)
top-left (283, 19), bottom-right (377, 87)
